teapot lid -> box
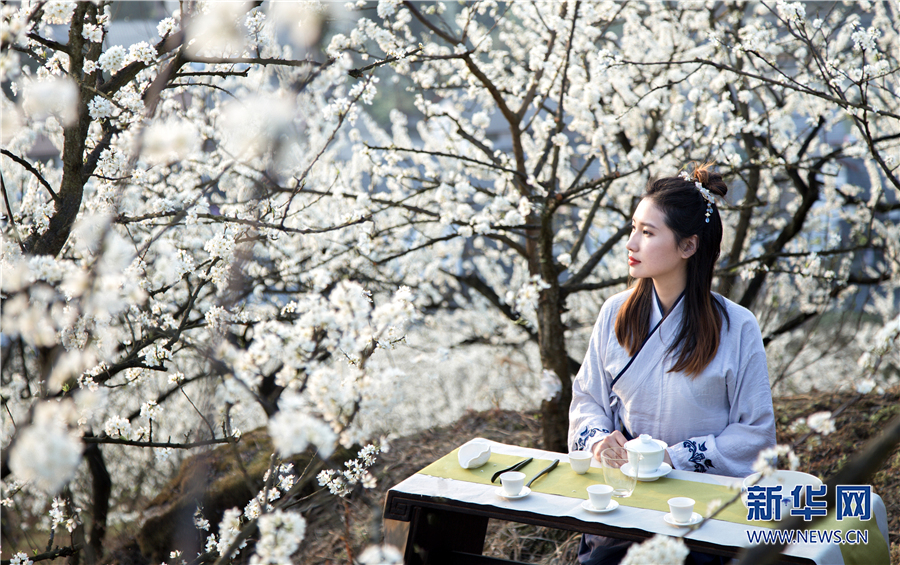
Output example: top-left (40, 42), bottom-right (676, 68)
top-left (625, 434), bottom-right (664, 453)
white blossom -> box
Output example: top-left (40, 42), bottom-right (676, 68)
top-left (142, 118), bottom-right (199, 164)
top-left (216, 508), bottom-right (244, 558)
top-left (855, 378), bottom-right (876, 395)
top-left (140, 400), bottom-right (161, 420)
top-left (42, 1), bottom-right (75, 24)
top-left (98, 45), bottom-right (127, 73)
top-left (158, 17), bottom-right (178, 38)
top-left (82, 23), bottom-right (103, 43)
top-left (128, 42), bottom-right (157, 65)
top-left (358, 544), bottom-right (403, 564)
top-left (186, 2), bottom-right (248, 56)
top-left (8, 401), bottom-right (82, 493)
top-left (249, 510), bottom-right (306, 565)
top-left (9, 552), bottom-right (33, 565)
top-left (621, 534), bottom-right (689, 565)
top-left (752, 445), bottom-right (800, 477)
top-left (540, 369), bottom-right (562, 401)
top-left (806, 411), bottom-right (835, 435)
top-left (21, 76), bottom-right (79, 126)
top-left (88, 96), bottom-right (115, 120)
top-left (104, 414), bottom-right (133, 439)
top-left (268, 407), bottom-right (337, 458)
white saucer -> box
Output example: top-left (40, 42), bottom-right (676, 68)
top-left (582, 499), bottom-right (619, 513)
top-left (621, 462), bottom-right (672, 481)
top-left (496, 486), bottom-right (531, 500)
top-left (664, 512), bottom-right (702, 527)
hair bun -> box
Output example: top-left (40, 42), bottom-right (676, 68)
top-left (692, 162), bottom-right (727, 198)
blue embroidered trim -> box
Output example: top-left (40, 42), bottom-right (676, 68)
top-left (682, 440), bottom-right (714, 473)
top-left (574, 427), bottom-right (610, 451)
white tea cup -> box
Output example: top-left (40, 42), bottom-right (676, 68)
top-left (500, 471), bottom-right (526, 496)
top-left (668, 497), bottom-right (695, 524)
top-left (568, 451), bottom-right (593, 474)
top-left (587, 484), bottom-right (614, 510)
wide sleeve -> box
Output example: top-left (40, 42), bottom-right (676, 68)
top-left (665, 313), bottom-right (777, 478)
top-left (568, 306), bottom-right (617, 453)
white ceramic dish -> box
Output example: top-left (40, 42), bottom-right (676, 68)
top-left (741, 470), bottom-right (823, 515)
top-left (664, 512), bottom-right (702, 527)
top-left (621, 462), bottom-right (672, 481)
top-left (495, 486), bottom-right (531, 500)
top-left (458, 440), bottom-right (492, 469)
top-left (581, 499), bottom-right (619, 513)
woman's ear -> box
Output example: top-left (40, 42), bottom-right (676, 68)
top-left (680, 235), bottom-right (699, 259)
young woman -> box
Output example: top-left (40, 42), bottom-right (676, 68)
top-left (568, 165), bottom-right (776, 565)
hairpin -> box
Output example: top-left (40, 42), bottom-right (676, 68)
top-left (681, 171), bottom-right (714, 222)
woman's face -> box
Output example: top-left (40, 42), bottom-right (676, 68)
top-left (626, 199), bottom-right (693, 287)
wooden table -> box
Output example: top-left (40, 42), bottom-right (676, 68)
top-left (383, 440), bottom-right (890, 565)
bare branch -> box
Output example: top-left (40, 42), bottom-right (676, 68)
top-left (0, 544), bottom-right (82, 565)
top-left (562, 223), bottom-right (631, 289)
top-left (1, 149), bottom-right (59, 201)
top-left (348, 47), bottom-right (421, 79)
top-left (401, 1), bottom-right (461, 45)
top-left (183, 54), bottom-right (329, 68)
top-left (81, 436), bottom-right (233, 449)
top-left (568, 178), bottom-right (611, 262)
top-left (1, 172), bottom-right (25, 253)
top-left (25, 31), bottom-right (70, 54)
top-left (374, 233), bottom-right (459, 265)
top-left (365, 144), bottom-right (522, 177)
top-left (448, 270), bottom-right (538, 341)
top-left (616, 57), bottom-right (900, 120)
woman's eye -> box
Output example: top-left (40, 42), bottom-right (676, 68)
top-left (643, 230), bottom-right (651, 236)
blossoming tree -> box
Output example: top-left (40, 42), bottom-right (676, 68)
top-left (2, 1), bottom-right (411, 563)
top-left (1, 1), bottom-right (898, 564)
top-left (322, 0), bottom-right (899, 450)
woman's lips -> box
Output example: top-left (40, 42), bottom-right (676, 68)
top-left (628, 257), bottom-right (640, 266)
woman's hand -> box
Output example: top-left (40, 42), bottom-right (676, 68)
top-left (591, 430), bottom-right (627, 461)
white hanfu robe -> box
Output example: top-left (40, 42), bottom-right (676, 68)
top-left (568, 288), bottom-right (776, 478)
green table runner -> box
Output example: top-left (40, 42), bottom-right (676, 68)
top-left (418, 447), bottom-right (888, 564)
top-left (419, 448), bottom-right (755, 526)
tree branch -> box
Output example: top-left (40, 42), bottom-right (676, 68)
top-left (1, 172), bottom-right (25, 253)
top-left (348, 48), bottom-right (420, 79)
top-left (25, 31), bottom-right (70, 54)
top-left (374, 233), bottom-right (459, 265)
top-left (562, 223), bottom-right (631, 289)
top-left (562, 276), bottom-right (629, 294)
top-left (616, 57), bottom-right (900, 121)
top-left (449, 270), bottom-right (538, 342)
top-left (182, 54), bottom-right (328, 68)
top-left (401, 1), bottom-right (460, 45)
top-left (365, 144), bottom-right (521, 177)
top-left (568, 179), bottom-right (610, 262)
top-left (81, 436), bottom-right (233, 449)
top-left (1, 149), bottom-right (59, 200)
top-left (0, 544), bottom-right (82, 565)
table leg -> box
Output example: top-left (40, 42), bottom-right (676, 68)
top-left (405, 506), bottom-right (489, 565)
top-left (384, 519), bottom-right (409, 556)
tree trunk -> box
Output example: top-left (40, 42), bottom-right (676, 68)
top-left (537, 285), bottom-right (572, 453)
top-left (537, 207), bottom-right (571, 453)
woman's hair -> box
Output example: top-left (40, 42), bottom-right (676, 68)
top-left (614, 162), bottom-right (730, 377)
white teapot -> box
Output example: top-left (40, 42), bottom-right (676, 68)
top-left (623, 434), bottom-right (667, 475)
